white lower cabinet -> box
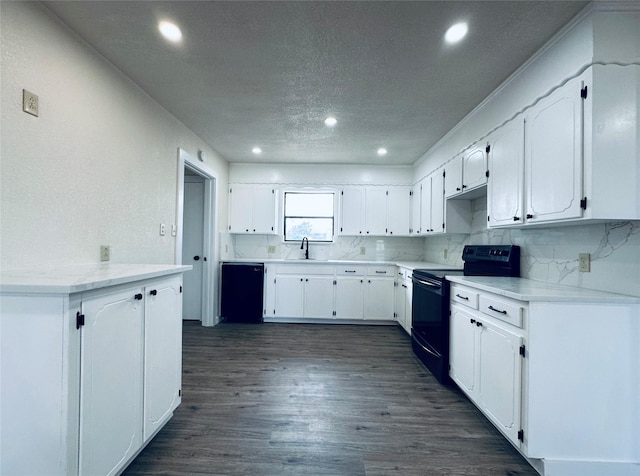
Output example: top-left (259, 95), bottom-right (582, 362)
top-left (269, 263), bottom-right (396, 321)
top-left (394, 267), bottom-right (412, 334)
top-left (0, 270), bottom-right (185, 476)
top-left (80, 286), bottom-right (145, 476)
top-left (449, 280), bottom-right (640, 475)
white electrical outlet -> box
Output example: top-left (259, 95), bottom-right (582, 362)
top-left (23, 89), bottom-right (39, 117)
top-left (171, 224), bottom-right (177, 236)
top-left (360, 247), bottom-right (366, 255)
top-left (160, 223), bottom-right (166, 236)
top-left (444, 249), bottom-right (448, 259)
top-left (268, 246), bottom-right (276, 254)
top-left (579, 253), bottom-right (591, 272)
top-left (100, 245), bottom-right (110, 262)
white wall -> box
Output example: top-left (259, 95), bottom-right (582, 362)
top-left (0, 2), bottom-right (229, 270)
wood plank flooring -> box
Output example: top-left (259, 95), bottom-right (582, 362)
top-left (124, 321), bottom-right (536, 476)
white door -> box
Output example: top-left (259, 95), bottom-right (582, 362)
top-left (463, 145), bottom-right (488, 191)
top-left (364, 278), bottom-right (395, 319)
top-left (335, 277), bottom-right (364, 319)
top-left (228, 184), bottom-right (253, 233)
top-left (364, 187), bottom-right (387, 235)
top-left (431, 170), bottom-right (445, 233)
top-left (410, 183), bottom-right (422, 235)
top-left (340, 187), bottom-right (364, 235)
top-left (252, 186), bottom-right (276, 234)
top-left (444, 154), bottom-right (463, 198)
top-left (420, 176), bottom-right (432, 233)
top-left (449, 306), bottom-right (477, 395)
top-left (386, 186), bottom-right (411, 236)
top-left (274, 276), bottom-right (304, 317)
top-left (182, 176), bottom-right (204, 321)
top-left (303, 277), bottom-right (335, 318)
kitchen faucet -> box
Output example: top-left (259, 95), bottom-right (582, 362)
top-left (300, 237), bottom-right (309, 259)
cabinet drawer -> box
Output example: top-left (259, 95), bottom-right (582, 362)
top-left (335, 265), bottom-right (365, 276)
top-left (366, 266), bottom-right (395, 277)
top-left (479, 295), bottom-right (523, 328)
top-left (276, 265), bottom-right (334, 275)
top-left (451, 285), bottom-right (479, 309)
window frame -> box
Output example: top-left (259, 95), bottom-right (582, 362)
top-left (282, 190), bottom-right (336, 243)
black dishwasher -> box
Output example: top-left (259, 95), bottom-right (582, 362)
top-left (221, 262), bottom-right (264, 323)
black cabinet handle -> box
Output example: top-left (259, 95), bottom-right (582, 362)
top-left (513, 216), bottom-right (520, 221)
top-left (488, 305), bottom-right (507, 315)
top-left (470, 319), bottom-right (476, 324)
top-left (526, 214), bottom-right (534, 219)
top-left (345, 270), bottom-right (356, 273)
top-left (134, 293), bottom-right (143, 300)
top-left (476, 321), bottom-right (483, 327)
top-left (149, 289), bottom-right (157, 296)
top-left (455, 294), bottom-right (469, 300)
top-left (456, 187), bottom-right (461, 191)
top-left (193, 256), bottom-right (200, 261)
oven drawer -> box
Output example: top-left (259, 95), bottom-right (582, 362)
top-left (479, 295), bottom-right (523, 328)
top-left (451, 285), bottom-right (479, 309)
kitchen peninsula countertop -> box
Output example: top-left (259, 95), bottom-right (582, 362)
top-left (447, 275), bottom-right (640, 303)
top-left (0, 263), bottom-right (192, 295)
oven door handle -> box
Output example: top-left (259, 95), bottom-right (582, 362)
top-left (412, 334), bottom-right (442, 358)
top-left (412, 276), bottom-right (442, 289)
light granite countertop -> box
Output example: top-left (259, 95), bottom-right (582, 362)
top-left (222, 258), bottom-right (460, 271)
top-left (0, 263), bottom-right (192, 295)
top-left (447, 276), bottom-right (640, 303)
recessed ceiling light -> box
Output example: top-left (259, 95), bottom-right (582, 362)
top-left (324, 116), bottom-right (337, 127)
top-left (444, 22), bottom-right (468, 44)
top-left (159, 21), bottom-right (182, 42)
top-left (377, 148), bottom-right (388, 156)
top-left (252, 147), bottom-right (262, 155)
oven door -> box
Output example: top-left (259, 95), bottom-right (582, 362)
top-left (411, 274), bottom-right (450, 383)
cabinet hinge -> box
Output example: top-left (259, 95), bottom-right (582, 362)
top-left (487, 215), bottom-right (490, 222)
top-left (332, 311), bottom-right (336, 316)
top-left (442, 170), bottom-right (446, 178)
top-left (229, 188), bottom-right (232, 194)
top-left (485, 144), bottom-right (491, 153)
top-left (519, 344), bottom-right (526, 357)
top-left (76, 312), bottom-right (85, 329)
top-left (580, 196), bottom-right (587, 210)
top-left (580, 86), bottom-right (588, 99)
top-left (180, 286), bottom-right (183, 293)
top-left (333, 280), bottom-right (337, 285)
top-left (179, 389), bottom-right (182, 397)
top-left (341, 190), bottom-right (344, 195)
top-left (393, 312), bottom-right (397, 318)
top-left (228, 225), bottom-right (231, 231)
top-left (518, 429), bottom-right (524, 442)
top-left (442, 223), bottom-right (445, 230)
top-left (272, 189), bottom-right (275, 194)
top-left (386, 190), bottom-right (389, 196)
top-left (485, 170), bottom-right (490, 178)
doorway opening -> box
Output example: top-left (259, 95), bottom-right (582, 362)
top-left (176, 148), bottom-right (219, 327)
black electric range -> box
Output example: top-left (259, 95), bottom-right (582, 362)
top-left (411, 245), bottom-right (520, 384)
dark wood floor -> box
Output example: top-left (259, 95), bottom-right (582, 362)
top-left (124, 321), bottom-right (536, 476)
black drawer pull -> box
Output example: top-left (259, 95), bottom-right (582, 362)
top-left (476, 321), bottom-right (483, 327)
top-left (149, 289), bottom-right (157, 296)
top-left (345, 270), bottom-right (357, 273)
top-left (455, 294), bottom-right (469, 300)
top-left (470, 319), bottom-right (476, 324)
top-left (134, 293), bottom-right (143, 300)
top-left (375, 270), bottom-right (387, 274)
top-left (488, 305), bottom-right (507, 315)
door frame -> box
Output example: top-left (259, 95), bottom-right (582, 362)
top-left (176, 148), bottom-right (219, 327)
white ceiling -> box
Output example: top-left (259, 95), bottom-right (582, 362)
top-left (43, 1), bottom-right (588, 166)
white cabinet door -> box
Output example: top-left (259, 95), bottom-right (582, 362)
top-left (431, 170), bottom-right (445, 234)
top-left (487, 118), bottom-right (525, 227)
top-left (444, 154), bottom-right (463, 198)
top-left (396, 276), bottom-right (406, 329)
top-left (335, 277), bottom-right (364, 319)
top-left (80, 287), bottom-right (144, 476)
top-left (525, 74), bottom-right (584, 223)
top-left (274, 276), bottom-right (304, 317)
top-left (410, 182), bottom-right (422, 235)
top-left (303, 276), bottom-right (335, 319)
top-left (463, 144), bottom-right (488, 192)
top-left (386, 186), bottom-right (411, 236)
top-left (364, 187), bottom-right (387, 235)
top-left (449, 305), bottom-right (477, 395)
top-left (404, 278), bottom-right (412, 334)
top-left (263, 266), bottom-right (276, 318)
top-left (228, 184), bottom-right (253, 233)
top-left (340, 188), bottom-right (364, 235)
top-left (143, 277), bottom-right (182, 442)
top-left (478, 321), bottom-right (523, 447)
top-left (364, 278), bottom-right (395, 320)
top-left (419, 175), bottom-right (433, 233)
top-left (252, 186), bottom-right (276, 234)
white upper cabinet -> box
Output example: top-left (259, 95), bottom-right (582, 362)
top-left (487, 117), bottom-right (525, 227)
top-left (364, 187), bottom-right (388, 235)
top-left (410, 182), bottom-right (422, 235)
top-left (463, 144), bottom-right (489, 193)
top-left (339, 187), bottom-right (365, 235)
top-left (524, 73), bottom-right (585, 224)
top-left (228, 184), bottom-right (277, 234)
top-left (444, 155), bottom-right (463, 198)
top-left (386, 186), bottom-right (411, 235)
top-left (340, 186), bottom-right (411, 236)
top-left (419, 175), bottom-right (433, 234)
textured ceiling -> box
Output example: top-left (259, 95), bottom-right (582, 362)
top-left (43, 1), bottom-right (588, 165)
